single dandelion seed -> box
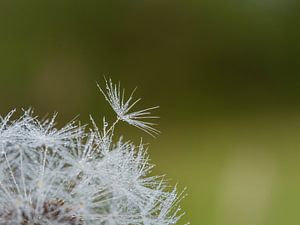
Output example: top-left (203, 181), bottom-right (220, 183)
top-left (97, 78), bottom-right (160, 137)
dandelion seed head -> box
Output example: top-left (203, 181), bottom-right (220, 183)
top-left (0, 79), bottom-right (186, 225)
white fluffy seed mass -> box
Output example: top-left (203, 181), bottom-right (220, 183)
top-left (0, 79), bottom-right (186, 225)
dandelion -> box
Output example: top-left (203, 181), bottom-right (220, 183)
top-left (0, 79), bottom-right (186, 225)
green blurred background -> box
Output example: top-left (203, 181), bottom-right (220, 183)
top-left (1, 0), bottom-right (300, 224)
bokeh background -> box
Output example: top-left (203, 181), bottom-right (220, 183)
top-left (1, 0), bottom-right (300, 224)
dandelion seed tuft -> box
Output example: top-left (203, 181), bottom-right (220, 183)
top-left (97, 78), bottom-right (160, 137)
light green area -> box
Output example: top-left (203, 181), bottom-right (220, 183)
top-left (152, 115), bottom-right (300, 225)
